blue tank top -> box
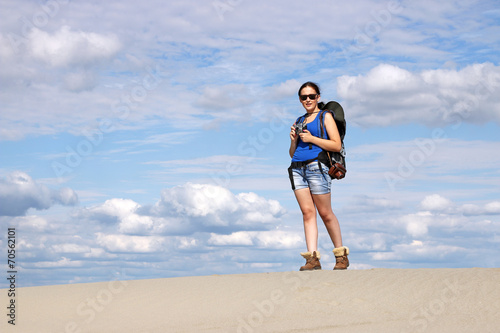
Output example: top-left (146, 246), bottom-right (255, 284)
top-left (291, 113), bottom-right (326, 162)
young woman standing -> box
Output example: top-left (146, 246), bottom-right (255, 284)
top-left (288, 82), bottom-right (349, 270)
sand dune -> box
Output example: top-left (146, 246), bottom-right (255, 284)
top-left (2, 268), bottom-right (499, 332)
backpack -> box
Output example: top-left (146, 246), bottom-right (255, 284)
top-left (317, 101), bottom-right (347, 179)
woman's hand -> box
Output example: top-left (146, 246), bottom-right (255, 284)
top-left (289, 125), bottom-right (299, 158)
top-left (299, 129), bottom-right (314, 143)
top-left (290, 125), bottom-right (298, 142)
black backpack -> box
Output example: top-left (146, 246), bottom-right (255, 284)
top-left (317, 101), bottom-right (347, 178)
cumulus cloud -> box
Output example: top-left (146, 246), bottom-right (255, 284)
top-left (0, 171), bottom-right (78, 216)
top-left (418, 194), bottom-right (500, 217)
top-left (208, 230), bottom-right (302, 249)
top-left (149, 183), bottom-right (285, 231)
top-left (460, 201), bottom-right (500, 216)
top-left (347, 233), bottom-right (388, 252)
top-left (338, 63), bottom-right (500, 127)
top-left (27, 26), bottom-right (121, 68)
top-left (78, 198), bottom-right (177, 234)
top-left (1, 25), bottom-right (122, 94)
top-left (398, 194), bottom-right (500, 237)
top-left (371, 240), bottom-right (465, 262)
top-left (344, 194), bottom-right (402, 213)
top-left (0, 215), bottom-right (49, 232)
top-left (402, 212), bottom-right (434, 237)
top-left (79, 183), bottom-right (286, 236)
top-left (420, 194), bottom-right (453, 212)
top-left (253, 230), bottom-right (303, 249)
top-left (96, 233), bottom-right (165, 253)
top-left (208, 231), bottom-right (254, 246)
top-left (34, 257), bottom-right (83, 268)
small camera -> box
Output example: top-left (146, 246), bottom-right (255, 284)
top-left (294, 122), bottom-right (307, 135)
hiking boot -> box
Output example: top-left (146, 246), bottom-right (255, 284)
top-left (333, 246), bottom-right (349, 270)
top-left (300, 251), bottom-right (321, 271)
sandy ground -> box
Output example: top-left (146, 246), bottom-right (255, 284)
top-left (1, 268), bottom-right (499, 332)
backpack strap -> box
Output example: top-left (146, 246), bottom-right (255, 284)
top-left (295, 113), bottom-right (313, 150)
top-left (294, 114), bottom-right (307, 126)
top-left (318, 109), bottom-right (346, 168)
top-left (318, 109), bottom-right (329, 140)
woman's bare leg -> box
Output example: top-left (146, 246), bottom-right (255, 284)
top-left (294, 188), bottom-right (318, 252)
top-left (312, 193), bottom-right (343, 248)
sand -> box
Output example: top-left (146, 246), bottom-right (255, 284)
top-left (1, 268), bottom-right (499, 332)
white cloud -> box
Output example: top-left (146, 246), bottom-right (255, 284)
top-left (83, 248), bottom-right (111, 259)
top-left (484, 202), bottom-right (500, 214)
top-left (96, 233), bottom-right (164, 253)
top-left (150, 183), bottom-right (285, 230)
top-left (208, 230), bottom-right (302, 249)
top-left (177, 237), bottom-right (198, 249)
top-left (51, 243), bottom-right (91, 254)
top-left (253, 230), bottom-right (303, 249)
top-left (371, 240), bottom-right (465, 262)
top-left (346, 233), bottom-right (388, 252)
top-left (338, 63), bottom-right (500, 127)
top-left (460, 201), bottom-right (500, 216)
top-left (34, 257), bottom-right (83, 268)
top-left (268, 79), bottom-right (301, 100)
top-left (348, 139), bottom-right (500, 194)
top-left (397, 195), bottom-right (500, 237)
top-left (6, 215), bottom-right (49, 231)
top-left (208, 231), bottom-right (254, 246)
top-left (63, 69), bottom-right (97, 92)
top-left (79, 198), bottom-right (175, 234)
top-left (197, 84), bottom-right (253, 112)
top-left (0, 0), bottom-right (497, 140)
top-left (420, 194), bottom-right (453, 212)
top-left (344, 195), bottom-right (402, 213)
top-left (28, 26), bottom-right (121, 68)
top-left (402, 212), bottom-right (433, 237)
top-left (78, 183), bottom-right (285, 236)
top-left (0, 171), bottom-right (78, 216)
top-left (154, 183), bottom-right (238, 218)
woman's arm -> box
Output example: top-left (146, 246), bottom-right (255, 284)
top-left (289, 125), bottom-right (298, 158)
top-left (299, 112), bottom-right (342, 152)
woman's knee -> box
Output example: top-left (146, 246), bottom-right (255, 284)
top-left (302, 209), bottom-right (316, 221)
top-left (318, 209), bottom-right (335, 222)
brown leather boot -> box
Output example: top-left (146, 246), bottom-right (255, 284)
top-left (333, 246), bottom-right (349, 270)
top-left (300, 251), bottom-right (321, 271)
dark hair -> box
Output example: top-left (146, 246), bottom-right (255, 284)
top-left (298, 81), bottom-right (325, 108)
top-left (298, 81), bottom-right (321, 96)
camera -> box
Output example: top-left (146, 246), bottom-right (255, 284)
top-left (293, 122), bottom-right (307, 135)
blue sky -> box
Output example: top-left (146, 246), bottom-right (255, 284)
top-left (1, 0), bottom-right (499, 287)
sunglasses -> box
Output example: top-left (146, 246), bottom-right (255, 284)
top-left (299, 94), bottom-right (318, 101)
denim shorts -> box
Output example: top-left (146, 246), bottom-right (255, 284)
top-left (288, 161), bottom-right (331, 195)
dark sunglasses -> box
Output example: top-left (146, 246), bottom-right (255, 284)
top-left (299, 94), bottom-right (318, 101)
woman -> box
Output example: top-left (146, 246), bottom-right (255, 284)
top-left (288, 81), bottom-right (349, 271)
